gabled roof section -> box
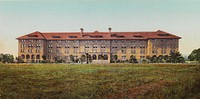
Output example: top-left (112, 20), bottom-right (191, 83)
top-left (16, 30), bottom-right (181, 40)
top-left (16, 31), bottom-right (45, 40)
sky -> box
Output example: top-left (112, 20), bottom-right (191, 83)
top-left (0, 0), bottom-right (200, 57)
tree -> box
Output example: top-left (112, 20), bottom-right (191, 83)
top-left (169, 52), bottom-right (185, 63)
top-left (16, 56), bottom-right (24, 63)
top-left (80, 54), bottom-right (86, 64)
top-left (70, 55), bottom-right (75, 63)
top-left (42, 55), bottom-right (47, 63)
top-left (188, 48), bottom-right (200, 63)
top-left (88, 54), bottom-right (92, 63)
top-left (85, 53), bottom-right (92, 64)
top-left (157, 55), bottom-right (164, 63)
top-left (113, 55), bottom-right (118, 63)
top-left (0, 53), bottom-right (3, 62)
top-left (151, 55), bottom-right (157, 63)
top-left (129, 55), bottom-right (137, 63)
top-left (0, 53), bottom-right (14, 63)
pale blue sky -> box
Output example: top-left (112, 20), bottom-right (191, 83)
top-left (0, 0), bottom-right (200, 56)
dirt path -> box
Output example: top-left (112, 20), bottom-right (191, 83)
top-left (104, 81), bottom-right (173, 99)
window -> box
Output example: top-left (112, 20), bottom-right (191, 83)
top-left (73, 49), bottom-right (78, 53)
top-left (36, 55), bottom-right (40, 59)
top-left (22, 40), bottom-right (26, 42)
top-left (121, 45), bottom-right (126, 49)
top-left (36, 40), bottom-right (41, 42)
top-left (65, 45), bottom-right (70, 48)
top-left (157, 34), bottom-right (170, 36)
top-left (140, 49), bottom-right (145, 54)
top-left (65, 50), bottom-right (69, 53)
top-left (73, 45), bottom-right (79, 48)
top-left (56, 40), bottom-right (61, 43)
top-left (68, 36), bottom-right (77, 38)
top-left (21, 44), bottom-right (26, 48)
top-left (56, 45), bottom-right (62, 48)
top-left (48, 45), bottom-right (53, 48)
top-left (56, 50), bottom-right (61, 53)
top-left (36, 49), bottom-right (40, 53)
top-left (152, 50), bottom-right (157, 54)
top-left (101, 44), bottom-right (105, 48)
top-left (28, 44), bottom-right (33, 48)
top-left (28, 49), bottom-right (32, 53)
top-left (52, 36), bottom-right (61, 38)
top-left (93, 45), bottom-right (98, 48)
top-left (140, 56), bottom-right (145, 59)
top-left (161, 49), bottom-right (166, 54)
top-left (28, 40), bottom-right (33, 42)
top-left (112, 45), bottom-right (117, 48)
top-left (104, 54), bottom-right (108, 60)
top-left (131, 49), bottom-right (136, 54)
top-left (133, 35), bottom-right (143, 38)
top-left (85, 44), bottom-right (90, 48)
top-left (90, 35), bottom-right (103, 38)
top-left (92, 54), bottom-right (97, 60)
top-left (21, 49), bottom-right (25, 53)
top-left (36, 44), bottom-right (41, 48)
top-left (48, 50), bottom-right (52, 53)
top-left (121, 49), bottom-right (126, 54)
top-left (131, 45), bottom-right (136, 49)
top-left (48, 41), bottom-right (52, 43)
top-left (121, 56), bottom-right (126, 60)
top-left (48, 55), bottom-right (51, 59)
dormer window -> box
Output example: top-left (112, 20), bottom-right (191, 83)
top-left (157, 34), bottom-right (170, 36)
top-left (133, 35), bottom-right (143, 38)
top-left (116, 35), bottom-right (124, 38)
top-left (28, 35), bottom-right (38, 37)
top-left (90, 35), bottom-right (103, 38)
top-left (52, 36), bottom-right (61, 38)
top-left (68, 36), bottom-right (77, 38)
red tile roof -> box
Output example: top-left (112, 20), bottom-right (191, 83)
top-left (16, 30), bottom-right (181, 40)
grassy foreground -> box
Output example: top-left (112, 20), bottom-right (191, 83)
top-left (0, 63), bottom-right (200, 99)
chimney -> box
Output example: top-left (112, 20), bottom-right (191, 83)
top-left (108, 27), bottom-right (112, 37)
top-left (80, 28), bottom-right (84, 37)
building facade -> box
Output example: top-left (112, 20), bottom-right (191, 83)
top-left (17, 28), bottom-right (181, 63)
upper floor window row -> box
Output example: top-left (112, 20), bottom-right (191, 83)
top-left (21, 39), bottom-right (41, 42)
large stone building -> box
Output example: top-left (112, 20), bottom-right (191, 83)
top-left (16, 28), bottom-right (181, 63)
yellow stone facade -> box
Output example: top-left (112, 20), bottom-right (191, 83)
top-left (18, 38), bottom-right (179, 63)
top-left (17, 29), bottom-right (180, 63)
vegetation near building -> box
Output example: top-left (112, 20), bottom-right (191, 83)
top-left (188, 48), bottom-right (200, 63)
top-left (0, 53), bottom-right (14, 63)
top-left (16, 28), bottom-right (181, 63)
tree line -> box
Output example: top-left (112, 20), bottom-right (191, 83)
top-left (111, 51), bottom-right (185, 63)
top-left (1, 48), bottom-right (200, 64)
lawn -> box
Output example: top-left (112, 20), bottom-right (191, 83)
top-left (0, 63), bottom-right (200, 98)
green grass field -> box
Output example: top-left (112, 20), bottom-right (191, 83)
top-left (0, 63), bottom-right (200, 99)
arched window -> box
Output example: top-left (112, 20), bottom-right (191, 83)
top-left (26, 54), bottom-right (30, 59)
top-left (36, 55), bottom-right (40, 60)
top-left (98, 54), bottom-right (102, 60)
top-left (104, 54), bottom-right (108, 60)
top-left (21, 54), bottom-right (25, 59)
top-left (92, 54), bottom-right (97, 60)
top-left (31, 55), bottom-right (35, 59)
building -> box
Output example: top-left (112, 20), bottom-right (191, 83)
top-left (16, 28), bottom-right (181, 63)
